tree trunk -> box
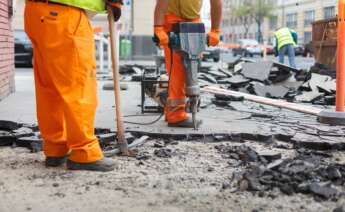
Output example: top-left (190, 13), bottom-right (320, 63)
top-left (257, 18), bottom-right (263, 43)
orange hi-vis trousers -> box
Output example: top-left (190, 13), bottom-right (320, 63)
top-left (163, 14), bottom-right (200, 124)
top-left (24, 1), bottom-right (103, 163)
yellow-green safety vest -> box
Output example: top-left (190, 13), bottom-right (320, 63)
top-left (50, 0), bottom-right (105, 12)
top-left (274, 28), bottom-right (296, 51)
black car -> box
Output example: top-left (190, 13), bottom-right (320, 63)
top-left (15, 30), bottom-right (33, 67)
top-left (202, 47), bottom-right (220, 62)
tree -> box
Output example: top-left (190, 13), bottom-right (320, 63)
top-left (233, 3), bottom-right (253, 39)
top-left (250, 0), bottom-right (274, 43)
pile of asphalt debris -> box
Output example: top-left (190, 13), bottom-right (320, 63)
top-left (208, 58), bottom-right (336, 106)
top-left (106, 58), bottom-right (337, 106)
top-left (0, 120), bottom-right (139, 153)
top-left (216, 144), bottom-right (345, 201)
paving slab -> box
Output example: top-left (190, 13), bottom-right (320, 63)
top-left (295, 91), bottom-right (324, 103)
top-left (241, 61), bottom-right (273, 82)
top-left (251, 83), bottom-right (290, 98)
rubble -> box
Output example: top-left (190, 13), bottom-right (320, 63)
top-left (0, 131), bottom-right (15, 146)
top-left (241, 61), bottom-right (274, 82)
top-left (0, 120), bottom-right (21, 131)
top-left (0, 121), bottom-right (143, 153)
top-left (16, 136), bottom-right (42, 153)
top-left (334, 206), bottom-right (345, 212)
top-left (154, 148), bottom-right (175, 158)
top-left (112, 58), bottom-right (337, 109)
top-left (217, 145), bottom-right (345, 200)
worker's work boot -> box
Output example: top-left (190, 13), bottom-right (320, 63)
top-left (66, 158), bottom-right (116, 172)
top-left (45, 156), bottom-right (68, 167)
top-left (168, 117), bottom-right (202, 128)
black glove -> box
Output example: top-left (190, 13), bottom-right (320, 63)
top-left (107, 0), bottom-right (123, 22)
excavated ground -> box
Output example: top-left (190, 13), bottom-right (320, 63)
top-left (1, 140), bottom-right (345, 212)
top-left (0, 66), bottom-right (344, 211)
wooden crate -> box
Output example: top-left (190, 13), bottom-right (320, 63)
top-left (312, 18), bottom-right (338, 69)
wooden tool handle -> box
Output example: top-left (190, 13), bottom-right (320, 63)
top-left (107, 7), bottom-right (127, 146)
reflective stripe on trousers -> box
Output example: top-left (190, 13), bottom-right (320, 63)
top-left (163, 14), bottom-right (200, 124)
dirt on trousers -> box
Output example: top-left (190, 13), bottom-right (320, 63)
top-left (0, 139), bottom-right (344, 212)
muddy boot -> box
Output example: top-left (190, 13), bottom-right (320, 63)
top-left (66, 158), bottom-right (116, 172)
top-left (168, 117), bottom-right (202, 128)
top-left (45, 156), bottom-right (68, 167)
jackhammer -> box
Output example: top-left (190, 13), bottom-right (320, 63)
top-left (168, 22), bottom-right (206, 129)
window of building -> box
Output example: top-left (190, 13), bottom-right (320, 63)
top-left (269, 16), bottom-right (278, 30)
top-left (304, 31), bottom-right (312, 44)
top-left (286, 13), bottom-right (298, 29)
top-left (304, 10), bottom-right (315, 27)
top-left (324, 6), bottom-right (335, 19)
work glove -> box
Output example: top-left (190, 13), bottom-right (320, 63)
top-left (207, 29), bottom-right (221, 47)
top-left (107, 0), bottom-right (123, 22)
top-left (153, 26), bottom-right (169, 48)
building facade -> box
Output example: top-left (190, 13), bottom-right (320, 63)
top-left (223, 0), bottom-right (337, 44)
top-left (0, 0), bottom-right (15, 100)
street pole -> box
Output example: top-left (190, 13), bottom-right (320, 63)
top-left (317, 0), bottom-right (345, 125)
top-left (336, 0), bottom-right (345, 112)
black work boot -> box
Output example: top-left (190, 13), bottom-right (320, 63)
top-left (66, 158), bottom-right (116, 172)
top-left (168, 117), bottom-right (202, 128)
top-left (45, 156), bottom-right (68, 167)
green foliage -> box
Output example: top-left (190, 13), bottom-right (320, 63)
top-left (251, 0), bottom-right (274, 22)
top-left (232, 0), bottom-right (275, 42)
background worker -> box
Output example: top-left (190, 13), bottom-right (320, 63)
top-left (24, 0), bottom-right (122, 172)
top-left (274, 27), bottom-right (298, 68)
top-left (153, 0), bottom-right (222, 128)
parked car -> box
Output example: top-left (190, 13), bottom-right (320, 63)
top-left (15, 30), bottom-right (33, 67)
top-left (202, 47), bottom-right (220, 62)
top-left (232, 39), bottom-right (263, 57)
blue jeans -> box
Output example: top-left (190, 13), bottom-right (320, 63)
top-left (278, 44), bottom-right (296, 68)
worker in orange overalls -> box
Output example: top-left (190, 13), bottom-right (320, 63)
top-left (154, 0), bottom-right (222, 128)
top-left (24, 0), bottom-right (122, 172)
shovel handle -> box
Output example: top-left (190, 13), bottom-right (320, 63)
top-left (107, 7), bottom-right (127, 149)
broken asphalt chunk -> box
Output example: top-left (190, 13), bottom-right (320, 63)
top-left (12, 127), bottom-right (34, 138)
top-left (308, 183), bottom-right (339, 200)
top-left (227, 75), bottom-right (250, 87)
top-left (257, 151), bottom-right (282, 163)
top-left (0, 120), bottom-right (21, 131)
top-left (251, 83), bottom-right (290, 99)
top-left (16, 136), bottom-right (42, 153)
top-left (0, 131), bottom-right (15, 146)
top-left (333, 206), bottom-right (345, 212)
top-left (215, 94), bottom-right (244, 102)
top-left (199, 73), bottom-right (218, 84)
top-left (295, 91), bottom-right (324, 103)
top-left (154, 148), bottom-right (175, 158)
top-left (97, 133), bottom-right (116, 147)
top-left (241, 61), bottom-right (273, 82)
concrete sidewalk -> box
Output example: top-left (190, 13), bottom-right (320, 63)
top-left (1, 67), bottom-right (344, 149)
